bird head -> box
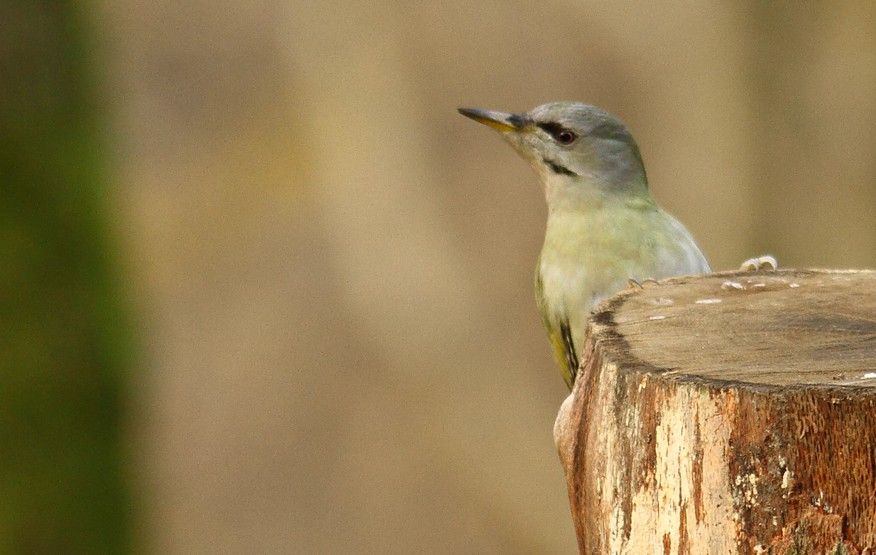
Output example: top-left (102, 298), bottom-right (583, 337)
top-left (459, 102), bottom-right (650, 210)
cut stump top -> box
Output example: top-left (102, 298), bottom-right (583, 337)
top-left (595, 269), bottom-right (876, 389)
top-left (558, 269), bottom-right (876, 553)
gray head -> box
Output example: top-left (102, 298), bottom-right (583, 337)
top-left (459, 102), bottom-right (649, 207)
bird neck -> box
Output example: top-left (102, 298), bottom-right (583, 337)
top-left (543, 172), bottom-right (651, 216)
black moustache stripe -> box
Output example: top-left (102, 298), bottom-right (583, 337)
top-left (542, 157), bottom-right (578, 177)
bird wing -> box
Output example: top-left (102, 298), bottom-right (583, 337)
top-left (541, 318), bottom-right (576, 390)
top-left (536, 265), bottom-right (579, 389)
top-left (559, 319), bottom-right (579, 388)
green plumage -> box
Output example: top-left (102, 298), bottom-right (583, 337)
top-left (535, 268), bottom-right (578, 389)
top-left (460, 102), bottom-right (710, 389)
top-left (536, 196), bottom-right (709, 387)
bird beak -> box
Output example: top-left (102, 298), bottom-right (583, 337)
top-left (458, 107), bottom-right (528, 133)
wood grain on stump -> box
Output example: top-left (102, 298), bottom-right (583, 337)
top-left (554, 269), bottom-right (876, 554)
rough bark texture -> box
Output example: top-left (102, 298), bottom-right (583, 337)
top-left (555, 269), bottom-right (876, 555)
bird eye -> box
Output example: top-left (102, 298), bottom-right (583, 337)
top-left (536, 122), bottom-right (578, 145)
top-left (556, 130), bottom-right (577, 145)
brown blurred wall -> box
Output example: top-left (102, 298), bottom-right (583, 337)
top-left (97, 1), bottom-right (875, 552)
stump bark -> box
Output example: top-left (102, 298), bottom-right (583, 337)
top-left (554, 269), bottom-right (876, 554)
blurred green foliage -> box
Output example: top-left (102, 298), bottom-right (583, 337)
top-left (0, 2), bottom-right (131, 552)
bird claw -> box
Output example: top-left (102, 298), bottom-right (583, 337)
top-left (628, 278), bottom-right (660, 289)
top-left (739, 255), bottom-right (778, 272)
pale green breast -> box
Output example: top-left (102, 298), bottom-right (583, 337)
top-left (535, 202), bottom-right (709, 387)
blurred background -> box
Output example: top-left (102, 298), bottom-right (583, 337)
top-left (1, 1), bottom-right (874, 553)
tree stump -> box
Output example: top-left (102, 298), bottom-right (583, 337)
top-left (554, 269), bottom-right (876, 554)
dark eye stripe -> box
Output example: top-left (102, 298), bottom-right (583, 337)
top-left (536, 122), bottom-right (567, 137)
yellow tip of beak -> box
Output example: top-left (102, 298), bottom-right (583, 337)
top-left (458, 107), bottom-right (525, 133)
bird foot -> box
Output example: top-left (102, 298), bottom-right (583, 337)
top-left (628, 278), bottom-right (661, 289)
top-left (739, 255), bottom-right (778, 272)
